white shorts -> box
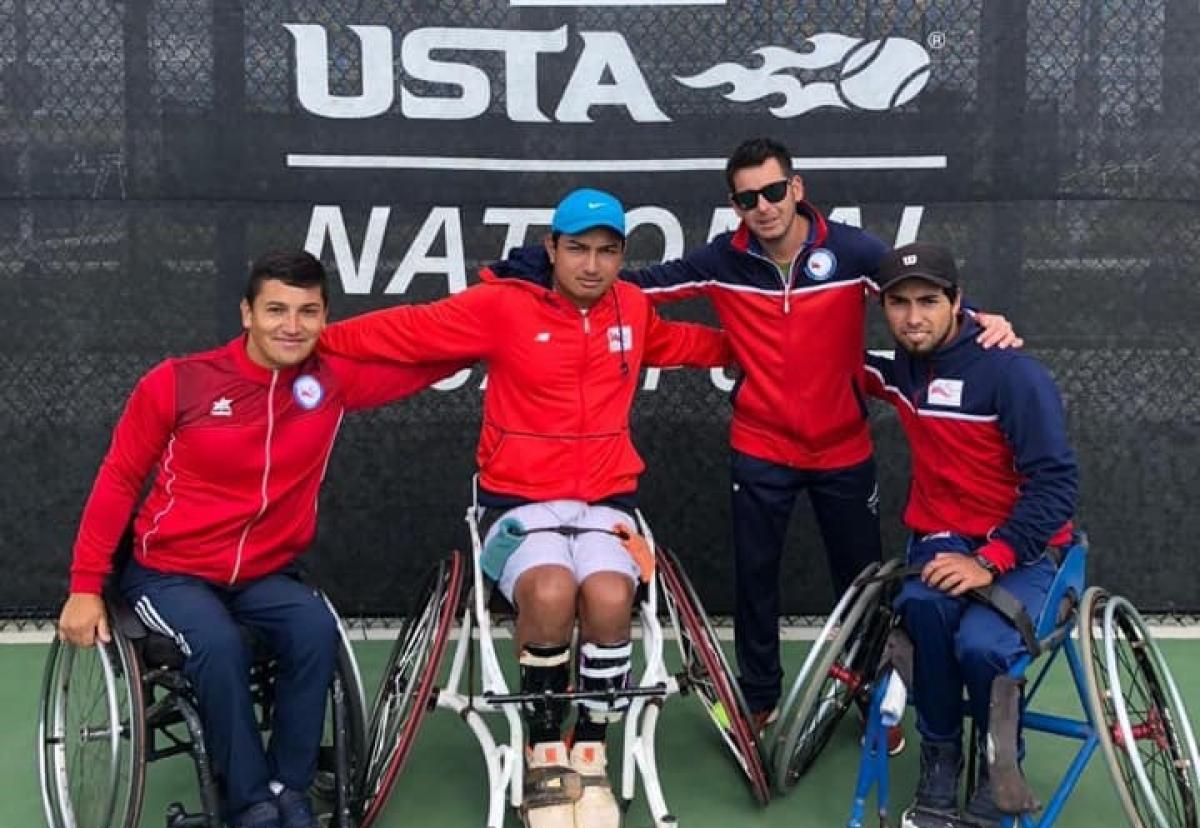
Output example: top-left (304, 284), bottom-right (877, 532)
top-left (486, 500), bottom-right (641, 604)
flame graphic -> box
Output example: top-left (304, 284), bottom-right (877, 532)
top-left (675, 32), bottom-right (933, 117)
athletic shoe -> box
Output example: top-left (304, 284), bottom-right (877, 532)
top-left (570, 741), bottom-right (621, 828)
top-left (521, 741), bottom-right (580, 828)
top-left (276, 788), bottom-right (317, 828)
top-left (230, 801), bottom-right (281, 828)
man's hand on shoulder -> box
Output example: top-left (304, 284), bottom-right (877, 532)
top-left (57, 592), bottom-right (111, 647)
top-left (975, 312), bottom-right (1024, 350)
top-left (921, 552), bottom-right (994, 597)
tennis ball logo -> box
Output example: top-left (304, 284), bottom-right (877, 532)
top-left (837, 38), bottom-right (931, 111)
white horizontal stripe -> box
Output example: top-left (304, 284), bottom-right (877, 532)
top-left (287, 154), bottom-right (947, 173)
top-left (518, 650), bottom-right (571, 667)
top-left (512, 0), bottom-right (724, 4)
top-left (645, 275), bottom-right (870, 299)
top-left (7, 621), bottom-right (1200, 644)
top-left (579, 663), bottom-right (632, 679)
top-left (580, 698), bottom-right (630, 711)
top-left (580, 641), bottom-right (633, 659)
top-left (918, 408), bottom-right (999, 423)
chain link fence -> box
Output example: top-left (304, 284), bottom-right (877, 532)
top-left (1, 0), bottom-right (1197, 617)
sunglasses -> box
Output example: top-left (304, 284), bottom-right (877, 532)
top-left (730, 179), bottom-right (791, 211)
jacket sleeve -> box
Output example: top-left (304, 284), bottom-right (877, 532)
top-left (622, 245), bottom-right (720, 305)
top-left (320, 285), bottom-right (497, 364)
top-left (332, 356), bottom-right (474, 412)
top-left (861, 350), bottom-right (896, 401)
top-left (981, 357), bottom-right (1079, 570)
top-left (642, 303), bottom-right (732, 368)
top-left (70, 361), bottom-right (176, 594)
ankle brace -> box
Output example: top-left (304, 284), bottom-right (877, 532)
top-left (576, 640), bottom-right (632, 732)
top-left (520, 642), bottom-right (571, 744)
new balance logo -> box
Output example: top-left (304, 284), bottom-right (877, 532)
top-left (210, 397), bottom-right (233, 417)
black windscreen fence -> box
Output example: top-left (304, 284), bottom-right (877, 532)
top-left (2, 1), bottom-right (1197, 615)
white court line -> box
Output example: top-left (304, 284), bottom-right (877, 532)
top-left (286, 154), bottom-right (949, 173)
top-left (512, 0), bottom-right (725, 4)
top-left (10, 622), bottom-right (1200, 645)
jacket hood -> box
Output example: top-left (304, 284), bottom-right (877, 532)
top-left (481, 244), bottom-right (553, 289)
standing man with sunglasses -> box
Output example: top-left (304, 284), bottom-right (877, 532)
top-left (623, 137), bottom-right (1018, 737)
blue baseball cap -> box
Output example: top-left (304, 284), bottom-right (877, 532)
top-left (551, 188), bottom-right (626, 239)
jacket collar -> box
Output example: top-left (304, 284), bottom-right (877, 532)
top-left (229, 336), bottom-right (309, 385)
top-left (731, 199), bottom-right (829, 255)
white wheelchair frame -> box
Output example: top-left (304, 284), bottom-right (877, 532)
top-left (434, 481), bottom-right (682, 828)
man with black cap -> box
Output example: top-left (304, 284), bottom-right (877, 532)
top-left (861, 243), bottom-right (1078, 827)
top-left (319, 188), bottom-right (731, 828)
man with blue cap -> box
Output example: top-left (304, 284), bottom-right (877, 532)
top-left (320, 188), bottom-right (732, 828)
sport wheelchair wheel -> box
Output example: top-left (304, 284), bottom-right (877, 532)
top-left (1081, 587), bottom-right (1200, 828)
top-left (771, 558), bottom-right (900, 794)
top-left (358, 551), bottom-right (464, 827)
top-left (38, 629), bottom-right (146, 828)
top-left (657, 547), bottom-right (771, 805)
top-left (313, 606), bottom-right (370, 828)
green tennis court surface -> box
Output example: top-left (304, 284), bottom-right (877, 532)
top-left (6, 639), bottom-right (1197, 827)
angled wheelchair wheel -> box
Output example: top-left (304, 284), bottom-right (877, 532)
top-left (771, 558), bottom-right (899, 795)
top-left (1081, 587), bottom-right (1200, 828)
top-left (38, 629), bottom-right (146, 828)
top-left (312, 603), bottom-right (370, 828)
top-left (358, 551), bottom-right (464, 828)
top-left (657, 547), bottom-right (770, 805)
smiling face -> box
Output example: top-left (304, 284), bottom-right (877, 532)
top-left (729, 157), bottom-right (806, 246)
top-left (240, 278), bottom-right (327, 369)
top-left (544, 227), bottom-right (625, 309)
top-left (882, 277), bottom-right (962, 356)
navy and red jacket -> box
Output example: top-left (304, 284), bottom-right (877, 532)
top-left (320, 247), bottom-right (731, 504)
top-left (70, 338), bottom-right (458, 593)
top-left (624, 201), bottom-right (889, 471)
top-left (862, 316), bottom-right (1078, 572)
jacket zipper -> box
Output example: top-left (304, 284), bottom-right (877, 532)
top-left (747, 247), bottom-right (801, 315)
top-left (231, 370), bottom-right (277, 584)
top-left (577, 307), bottom-right (590, 496)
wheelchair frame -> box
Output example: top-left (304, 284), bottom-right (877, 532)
top-left (770, 536), bottom-right (1200, 828)
top-left (436, 490), bottom-right (678, 828)
top-left (37, 590), bottom-right (367, 828)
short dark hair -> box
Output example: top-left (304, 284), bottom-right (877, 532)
top-left (244, 249), bottom-right (328, 305)
top-left (725, 137), bottom-right (795, 192)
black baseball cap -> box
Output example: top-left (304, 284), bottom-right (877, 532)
top-left (877, 243), bottom-right (959, 292)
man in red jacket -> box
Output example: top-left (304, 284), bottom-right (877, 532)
top-left (57, 250), bottom-right (457, 828)
top-left (319, 188), bottom-right (731, 828)
top-left (624, 137), bottom-right (1017, 738)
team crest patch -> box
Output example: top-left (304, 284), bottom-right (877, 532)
top-left (292, 374), bottom-right (324, 410)
top-left (927, 378), bottom-right (964, 407)
top-left (607, 325), bottom-right (633, 353)
top-left (804, 247), bottom-right (837, 281)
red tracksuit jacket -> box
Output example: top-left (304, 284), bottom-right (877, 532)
top-left (69, 338), bottom-right (456, 593)
top-left (319, 271), bottom-right (731, 503)
top-left (625, 202), bottom-right (889, 471)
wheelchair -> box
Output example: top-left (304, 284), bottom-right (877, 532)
top-left (38, 584), bottom-right (367, 828)
top-left (358, 481), bottom-right (771, 828)
top-left (770, 535), bottom-right (1200, 827)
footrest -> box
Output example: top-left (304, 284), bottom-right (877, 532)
top-left (522, 765), bottom-right (583, 811)
top-left (165, 801), bottom-right (211, 828)
top-left (987, 675), bottom-right (1041, 814)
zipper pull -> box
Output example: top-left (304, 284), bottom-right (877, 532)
top-left (581, 308), bottom-right (590, 333)
top-left (783, 291), bottom-right (791, 314)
